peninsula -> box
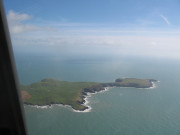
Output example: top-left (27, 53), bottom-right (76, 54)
top-left (21, 78), bottom-right (157, 111)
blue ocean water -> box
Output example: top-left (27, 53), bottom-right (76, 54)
top-left (15, 54), bottom-right (180, 135)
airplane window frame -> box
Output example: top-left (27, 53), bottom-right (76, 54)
top-left (0, 0), bottom-right (28, 134)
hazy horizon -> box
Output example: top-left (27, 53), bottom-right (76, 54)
top-left (4, 0), bottom-right (180, 60)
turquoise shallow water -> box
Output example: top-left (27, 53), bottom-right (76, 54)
top-left (15, 54), bottom-right (180, 135)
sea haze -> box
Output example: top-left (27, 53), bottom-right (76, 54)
top-left (15, 53), bottom-right (180, 135)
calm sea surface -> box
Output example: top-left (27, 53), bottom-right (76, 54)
top-left (15, 54), bottom-right (180, 135)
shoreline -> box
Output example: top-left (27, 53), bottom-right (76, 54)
top-left (24, 87), bottom-right (111, 112)
top-left (138, 81), bottom-right (156, 89)
top-left (143, 80), bottom-right (160, 89)
top-left (75, 87), bottom-right (111, 112)
top-left (24, 81), bottom-right (158, 112)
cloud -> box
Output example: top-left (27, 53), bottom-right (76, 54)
top-left (160, 14), bottom-right (171, 25)
top-left (8, 10), bottom-right (32, 22)
top-left (12, 32), bottom-right (180, 59)
top-left (8, 10), bottom-right (180, 60)
top-left (151, 41), bottom-right (157, 46)
top-left (7, 10), bottom-right (40, 34)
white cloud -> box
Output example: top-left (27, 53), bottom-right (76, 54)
top-left (151, 41), bottom-right (157, 46)
top-left (8, 10), bottom-right (32, 22)
top-left (160, 14), bottom-right (171, 25)
top-left (7, 10), bottom-right (40, 34)
top-left (12, 33), bottom-right (180, 59)
top-left (8, 10), bottom-right (180, 60)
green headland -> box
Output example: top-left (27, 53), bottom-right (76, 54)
top-left (21, 78), bottom-right (157, 111)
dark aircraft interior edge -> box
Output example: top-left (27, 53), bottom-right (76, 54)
top-left (0, 0), bottom-right (28, 134)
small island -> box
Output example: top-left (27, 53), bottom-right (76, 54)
top-left (21, 78), bottom-right (157, 111)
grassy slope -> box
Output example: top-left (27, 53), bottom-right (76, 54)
top-left (117, 78), bottom-right (152, 88)
top-left (21, 78), bottom-right (99, 110)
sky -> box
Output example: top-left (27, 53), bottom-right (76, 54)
top-left (4, 0), bottom-right (180, 60)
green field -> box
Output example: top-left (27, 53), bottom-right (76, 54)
top-left (21, 78), bottom-right (156, 111)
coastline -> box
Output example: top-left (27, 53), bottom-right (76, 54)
top-left (142, 80), bottom-right (160, 89)
top-left (139, 81), bottom-right (156, 89)
top-left (23, 80), bottom-right (158, 112)
top-left (24, 87), bottom-right (111, 113)
top-left (73, 87), bottom-right (111, 113)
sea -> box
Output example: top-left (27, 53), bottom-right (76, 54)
top-left (15, 53), bottom-right (180, 135)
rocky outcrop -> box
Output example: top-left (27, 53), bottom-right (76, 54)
top-left (115, 78), bottom-right (123, 82)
